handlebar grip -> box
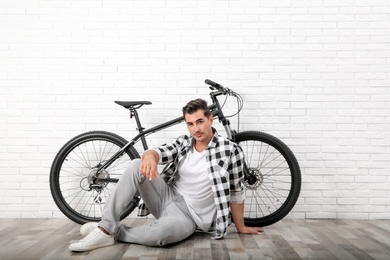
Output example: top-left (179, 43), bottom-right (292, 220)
top-left (205, 79), bottom-right (221, 88)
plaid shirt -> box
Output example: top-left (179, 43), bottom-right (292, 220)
top-left (138, 128), bottom-right (245, 239)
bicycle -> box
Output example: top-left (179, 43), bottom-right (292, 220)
top-left (50, 79), bottom-right (301, 228)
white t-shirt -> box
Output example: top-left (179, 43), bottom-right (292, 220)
top-left (173, 147), bottom-right (216, 231)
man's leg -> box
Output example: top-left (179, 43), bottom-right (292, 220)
top-left (115, 194), bottom-right (197, 246)
top-left (69, 159), bottom-right (145, 251)
top-left (112, 166), bottom-right (197, 246)
top-left (98, 158), bottom-right (145, 235)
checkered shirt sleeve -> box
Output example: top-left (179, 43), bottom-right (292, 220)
top-left (156, 135), bottom-right (191, 164)
top-left (207, 137), bottom-right (245, 239)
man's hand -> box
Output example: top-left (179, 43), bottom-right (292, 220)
top-left (236, 226), bottom-right (264, 235)
top-left (140, 150), bottom-right (159, 180)
top-left (230, 202), bottom-right (264, 235)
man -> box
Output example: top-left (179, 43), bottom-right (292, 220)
top-left (69, 98), bottom-right (263, 251)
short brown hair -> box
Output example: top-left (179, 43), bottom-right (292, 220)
top-left (182, 98), bottom-right (211, 118)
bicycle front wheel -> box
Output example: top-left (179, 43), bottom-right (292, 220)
top-left (234, 131), bottom-right (301, 227)
top-left (50, 131), bottom-right (141, 224)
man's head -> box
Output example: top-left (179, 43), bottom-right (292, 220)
top-left (182, 99), bottom-right (214, 146)
top-left (182, 98), bottom-right (211, 118)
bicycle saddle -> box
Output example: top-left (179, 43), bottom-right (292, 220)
top-left (114, 101), bottom-right (152, 109)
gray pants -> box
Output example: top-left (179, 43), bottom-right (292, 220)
top-left (99, 159), bottom-right (197, 246)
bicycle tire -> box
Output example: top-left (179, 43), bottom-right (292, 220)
top-left (234, 131), bottom-right (301, 227)
top-left (50, 131), bottom-right (141, 224)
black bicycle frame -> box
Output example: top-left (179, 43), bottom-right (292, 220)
top-left (95, 101), bottom-right (233, 177)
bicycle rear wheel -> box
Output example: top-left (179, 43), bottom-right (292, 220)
top-left (234, 131), bottom-right (301, 227)
top-left (50, 131), bottom-right (141, 224)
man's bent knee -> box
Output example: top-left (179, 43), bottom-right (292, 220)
top-left (123, 159), bottom-right (145, 183)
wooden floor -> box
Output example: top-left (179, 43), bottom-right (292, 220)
top-left (0, 218), bottom-right (389, 260)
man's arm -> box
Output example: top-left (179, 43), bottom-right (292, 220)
top-left (229, 145), bottom-right (263, 234)
top-left (230, 202), bottom-right (264, 234)
top-left (140, 150), bottom-right (160, 180)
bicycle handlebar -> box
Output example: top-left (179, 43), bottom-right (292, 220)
top-left (205, 79), bottom-right (233, 95)
top-left (205, 79), bottom-right (244, 120)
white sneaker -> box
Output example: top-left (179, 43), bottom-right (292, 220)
top-left (69, 228), bottom-right (114, 252)
top-left (80, 222), bottom-right (99, 237)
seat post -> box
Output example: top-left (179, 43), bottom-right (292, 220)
top-left (130, 108), bottom-right (149, 150)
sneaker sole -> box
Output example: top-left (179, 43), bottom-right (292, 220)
top-left (69, 240), bottom-right (114, 252)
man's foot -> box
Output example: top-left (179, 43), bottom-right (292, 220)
top-left (80, 222), bottom-right (99, 237)
top-left (69, 228), bottom-right (114, 252)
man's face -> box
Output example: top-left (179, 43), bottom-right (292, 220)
top-left (184, 109), bottom-right (214, 144)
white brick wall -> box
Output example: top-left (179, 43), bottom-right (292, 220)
top-left (1, 0), bottom-right (389, 220)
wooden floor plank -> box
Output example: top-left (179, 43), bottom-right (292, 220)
top-left (306, 221), bottom-right (357, 260)
top-left (0, 218), bottom-right (389, 260)
top-left (210, 238), bottom-right (230, 260)
top-left (175, 235), bottom-right (194, 259)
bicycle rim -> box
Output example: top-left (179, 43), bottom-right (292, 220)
top-left (50, 131), bottom-right (140, 224)
top-left (234, 131), bottom-right (301, 227)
